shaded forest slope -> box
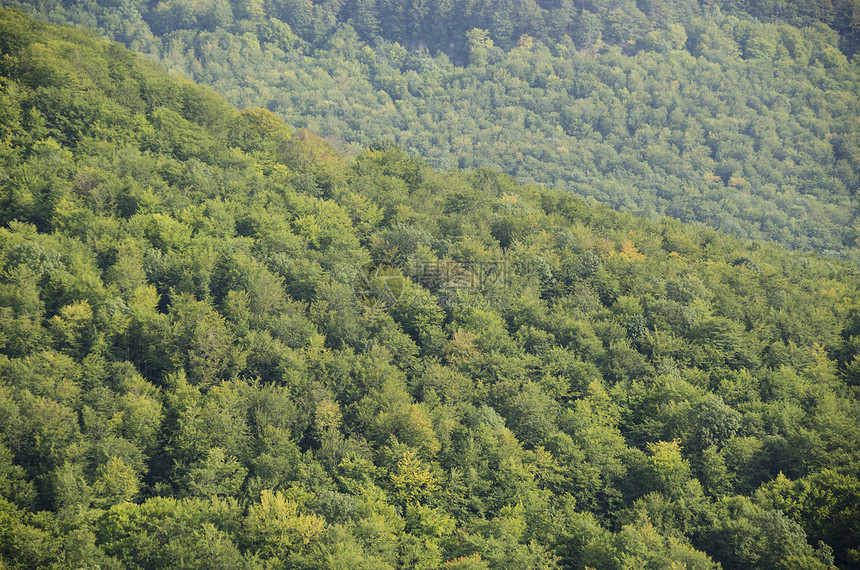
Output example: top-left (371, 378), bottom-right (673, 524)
top-left (4, 0), bottom-right (859, 253)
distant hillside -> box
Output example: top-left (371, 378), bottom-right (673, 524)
top-left (5, 0), bottom-right (860, 254)
top-left (1, 9), bottom-right (860, 568)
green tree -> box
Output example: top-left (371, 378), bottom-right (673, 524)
top-left (700, 496), bottom-right (834, 569)
top-left (756, 470), bottom-right (860, 567)
top-left (92, 456), bottom-right (139, 507)
top-left (466, 28), bottom-right (494, 66)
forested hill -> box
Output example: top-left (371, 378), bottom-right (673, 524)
top-left (2, 8), bottom-right (860, 568)
top-left (6, 0), bottom-right (860, 254)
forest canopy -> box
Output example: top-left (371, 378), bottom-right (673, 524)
top-left (4, 0), bottom-right (859, 253)
top-left (1, 7), bottom-right (860, 569)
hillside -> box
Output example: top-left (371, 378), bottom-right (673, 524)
top-left (1, 8), bottom-right (860, 568)
top-left (5, 0), bottom-right (860, 253)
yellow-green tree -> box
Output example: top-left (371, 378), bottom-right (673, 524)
top-left (246, 489), bottom-right (327, 559)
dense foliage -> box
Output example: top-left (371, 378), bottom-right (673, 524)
top-left (6, 0), bottom-right (860, 253)
top-left (8, 0), bottom-right (860, 57)
top-left (2, 8), bottom-right (860, 569)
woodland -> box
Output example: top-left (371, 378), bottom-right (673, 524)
top-left (4, 0), bottom-right (859, 253)
top-left (1, 4), bottom-right (860, 570)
